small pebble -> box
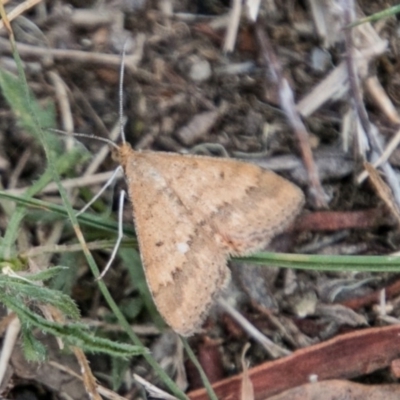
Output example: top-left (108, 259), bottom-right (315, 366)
top-left (310, 47), bottom-right (332, 73)
top-left (188, 56), bottom-right (212, 82)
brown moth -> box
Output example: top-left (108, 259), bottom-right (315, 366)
top-left (118, 142), bottom-right (304, 336)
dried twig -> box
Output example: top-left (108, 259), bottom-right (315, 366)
top-left (342, 1), bottom-right (400, 207)
top-left (358, 127), bottom-right (400, 183)
top-left (0, 0), bottom-right (42, 31)
top-left (218, 297), bottom-right (291, 358)
top-left (223, 0), bottom-right (241, 53)
top-left (254, 22), bottom-right (327, 208)
top-left (365, 76), bottom-right (400, 124)
top-left (0, 35), bottom-right (145, 73)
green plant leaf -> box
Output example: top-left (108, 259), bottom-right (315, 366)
top-left (349, 5), bottom-right (400, 27)
top-left (0, 292), bottom-right (147, 358)
top-left (27, 266), bottom-right (69, 282)
top-left (111, 357), bottom-right (130, 391)
top-left (0, 273), bottom-right (80, 320)
top-left (0, 68), bottom-right (58, 151)
top-left (20, 324), bottom-right (47, 362)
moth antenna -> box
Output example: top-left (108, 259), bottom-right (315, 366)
top-left (76, 166), bottom-right (123, 216)
top-left (50, 128), bottom-right (119, 150)
top-left (119, 42), bottom-right (127, 144)
top-left (96, 189), bottom-right (126, 281)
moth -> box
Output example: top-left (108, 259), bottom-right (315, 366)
top-left (116, 142), bottom-right (304, 336)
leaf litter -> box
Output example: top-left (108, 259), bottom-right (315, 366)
top-left (1, 0), bottom-right (400, 399)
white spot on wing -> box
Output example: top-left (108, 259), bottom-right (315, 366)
top-left (177, 242), bottom-right (189, 254)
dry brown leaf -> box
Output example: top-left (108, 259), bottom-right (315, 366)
top-left (241, 343), bottom-right (254, 400)
top-left (266, 379), bottom-right (400, 400)
top-left (364, 162), bottom-right (400, 226)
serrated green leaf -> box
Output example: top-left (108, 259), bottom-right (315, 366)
top-left (119, 297), bottom-right (144, 321)
top-left (27, 266), bottom-right (69, 282)
top-left (21, 324), bottom-right (47, 362)
top-left (50, 253), bottom-right (80, 295)
top-left (0, 275), bottom-right (80, 320)
top-left (0, 68), bottom-right (58, 151)
top-left (0, 293), bottom-right (147, 358)
top-left (0, 147), bottom-right (89, 260)
top-left (111, 357), bottom-right (130, 391)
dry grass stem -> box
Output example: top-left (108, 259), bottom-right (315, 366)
top-left (0, 0), bottom-right (42, 32)
top-left (218, 298), bottom-right (291, 358)
top-left (255, 23), bottom-right (327, 208)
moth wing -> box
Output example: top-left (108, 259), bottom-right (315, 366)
top-left (124, 152), bottom-right (230, 335)
top-left (131, 152), bottom-right (304, 256)
top-left (122, 149), bottom-right (303, 334)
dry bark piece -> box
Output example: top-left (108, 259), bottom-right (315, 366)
top-left (197, 338), bottom-right (224, 385)
top-left (294, 208), bottom-right (392, 232)
top-left (188, 325), bottom-right (400, 400)
top-left (391, 359), bottom-right (400, 379)
top-left (266, 379), bottom-right (400, 400)
top-left (364, 162), bottom-right (400, 226)
top-left (175, 110), bottom-right (220, 146)
top-left (240, 343), bottom-right (254, 400)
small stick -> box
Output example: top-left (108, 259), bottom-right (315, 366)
top-left (0, 36), bottom-right (145, 74)
top-left (217, 297), bottom-right (290, 358)
top-left (254, 22), bottom-right (327, 208)
top-left (342, 1), bottom-right (400, 207)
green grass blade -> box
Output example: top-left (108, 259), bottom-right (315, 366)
top-left (240, 251), bottom-right (400, 272)
top-left (181, 338), bottom-right (218, 400)
top-left (0, 149), bottom-right (89, 258)
top-left (0, 190), bottom-right (135, 236)
top-left (348, 5), bottom-right (400, 28)
top-left (0, 68), bottom-right (58, 150)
